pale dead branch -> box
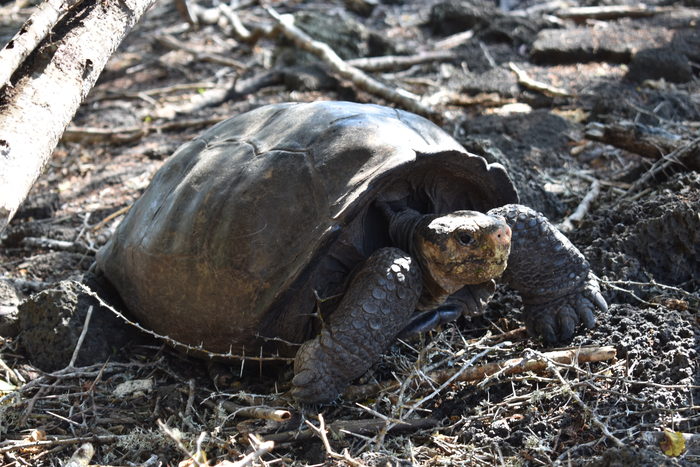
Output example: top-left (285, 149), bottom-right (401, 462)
top-left (554, 4), bottom-right (677, 22)
top-left (306, 414), bottom-right (368, 467)
top-left (0, 0), bottom-right (84, 90)
top-left (509, 62), bottom-right (574, 98)
top-left (557, 179), bottom-right (601, 232)
top-left (434, 29), bottom-right (475, 50)
top-left (346, 50), bottom-right (456, 72)
top-left (62, 443), bottom-right (94, 467)
top-left (199, 397), bottom-right (292, 422)
top-left (217, 435), bottom-right (274, 467)
top-left (0, 0), bottom-right (158, 233)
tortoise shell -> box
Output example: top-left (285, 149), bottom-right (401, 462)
top-left (96, 101), bottom-right (518, 356)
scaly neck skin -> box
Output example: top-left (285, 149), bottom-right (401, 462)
top-left (380, 204), bottom-right (453, 310)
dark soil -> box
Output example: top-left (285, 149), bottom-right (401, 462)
top-left (1, 0), bottom-right (699, 466)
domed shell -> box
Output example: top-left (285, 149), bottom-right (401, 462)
top-left (96, 101), bottom-right (518, 355)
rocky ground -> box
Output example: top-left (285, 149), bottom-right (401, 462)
top-left (0, 0), bottom-right (699, 465)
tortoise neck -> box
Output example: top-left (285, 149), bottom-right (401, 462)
top-left (380, 205), bottom-right (424, 257)
top-left (377, 202), bottom-right (454, 309)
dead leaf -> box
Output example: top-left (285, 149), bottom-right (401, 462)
top-left (660, 427), bottom-right (685, 457)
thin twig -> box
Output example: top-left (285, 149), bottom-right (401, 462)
top-left (509, 62), bottom-right (574, 98)
top-left (157, 419), bottom-right (205, 467)
top-left (305, 414), bottom-right (367, 467)
top-left (68, 306), bottom-right (93, 369)
top-left (345, 51), bottom-right (456, 72)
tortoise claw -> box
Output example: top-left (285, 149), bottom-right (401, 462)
top-left (397, 305), bottom-right (462, 339)
top-left (525, 272), bottom-right (606, 342)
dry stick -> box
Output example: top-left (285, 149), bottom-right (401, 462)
top-left (266, 7), bottom-right (439, 122)
top-left (342, 346), bottom-right (616, 402)
top-left (0, 435), bottom-right (118, 454)
top-left (306, 414), bottom-right (367, 467)
top-left (0, 356), bottom-right (24, 386)
top-left (218, 435), bottom-right (274, 467)
top-left (150, 69), bottom-right (284, 119)
top-left (62, 443), bottom-right (95, 467)
top-left (199, 397), bottom-right (291, 422)
top-left (554, 4), bottom-right (672, 22)
top-left (155, 34), bottom-right (247, 70)
top-left (86, 82), bottom-right (218, 103)
top-left (21, 237), bottom-right (92, 254)
top-left (68, 306), bottom-right (93, 369)
top-left (434, 29), bottom-right (475, 50)
top-left (508, 62), bottom-right (574, 98)
top-left (557, 179), bottom-right (601, 233)
top-left (157, 419), bottom-right (205, 467)
top-left (90, 205), bottom-right (132, 232)
top-left (0, 0), bottom-right (84, 89)
top-left (345, 51), bottom-right (456, 72)
top-left (218, 4), bottom-right (276, 44)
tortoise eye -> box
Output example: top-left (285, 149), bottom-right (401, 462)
top-left (457, 232), bottom-right (475, 246)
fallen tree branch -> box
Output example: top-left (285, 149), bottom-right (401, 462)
top-left (266, 7), bottom-right (439, 122)
top-left (557, 179), bottom-right (601, 232)
top-left (0, 0), bottom-right (158, 233)
top-left (584, 121), bottom-right (682, 159)
top-left (0, 0), bottom-right (84, 90)
top-left (422, 90), bottom-right (515, 108)
top-left (219, 435), bottom-right (274, 467)
top-left (342, 346), bottom-right (616, 402)
top-left (345, 50), bottom-right (456, 72)
top-left (554, 5), bottom-right (675, 22)
top-left (21, 237), bottom-right (92, 254)
top-left (509, 62), bottom-right (574, 98)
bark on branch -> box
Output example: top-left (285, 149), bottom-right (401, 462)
top-left (0, 0), bottom-right (158, 233)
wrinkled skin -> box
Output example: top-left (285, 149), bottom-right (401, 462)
top-left (291, 205), bottom-right (607, 403)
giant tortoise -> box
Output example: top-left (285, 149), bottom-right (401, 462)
top-left (96, 101), bottom-right (607, 403)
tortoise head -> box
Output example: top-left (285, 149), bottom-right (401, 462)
top-left (413, 211), bottom-right (511, 294)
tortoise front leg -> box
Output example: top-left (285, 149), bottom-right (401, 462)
top-left (292, 247), bottom-right (422, 403)
top-left (488, 204), bottom-right (608, 342)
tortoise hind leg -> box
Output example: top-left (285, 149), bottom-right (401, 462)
top-left (292, 247), bottom-right (422, 403)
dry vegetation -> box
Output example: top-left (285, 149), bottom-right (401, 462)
top-left (1, 0), bottom-right (699, 466)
